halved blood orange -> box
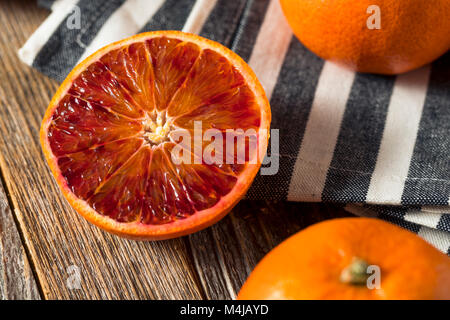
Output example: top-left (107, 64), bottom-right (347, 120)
top-left (41, 31), bottom-right (271, 240)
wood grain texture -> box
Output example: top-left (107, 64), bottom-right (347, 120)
top-left (189, 202), bottom-right (351, 299)
top-left (0, 0), bottom-right (353, 300)
top-left (0, 0), bottom-right (203, 300)
top-left (0, 177), bottom-right (41, 300)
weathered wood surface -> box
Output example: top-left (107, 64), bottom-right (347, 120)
top-left (0, 0), bottom-right (351, 300)
top-left (189, 201), bottom-right (350, 299)
top-left (0, 0), bottom-right (203, 300)
top-left (0, 176), bottom-right (41, 299)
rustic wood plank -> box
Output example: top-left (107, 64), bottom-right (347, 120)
top-left (189, 201), bottom-right (352, 299)
top-left (0, 175), bottom-right (41, 300)
top-left (0, 0), bottom-right (203, 300)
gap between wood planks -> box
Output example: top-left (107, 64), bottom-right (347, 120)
top-left (0, 164), bottom-right (41, 299)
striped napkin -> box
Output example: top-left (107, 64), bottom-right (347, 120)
top-left (20, 0), bottom-right (450, 254)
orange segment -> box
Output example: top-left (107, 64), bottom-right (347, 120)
top-left (88, 146), bottom-right (151, 223)
top-left (48, 95), bottom-right (142, 156)
top-left (147, 37), bottom-right (201, 111)
top-left (168, 49), bottom-right (245, 117)
top-left (58, 138), bottom-right (143, 199)
top-left (141, 145), bottom-right (194, 225)
top-left (41, 31), bottom-right (271, 240)
top-left (69, 61), bottom-right (144, 118)
top-left (163, 143), bottom-right (238, 211)
top-left (173, 85), bottom-right (261, 131)
top-left (99, 43), bottom-right (155, 113)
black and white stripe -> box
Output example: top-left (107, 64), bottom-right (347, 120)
top-left (249, 38), bottom-right (324, 200)
top-left (198, 0), bottom-right (247, 46)
top-left (287, 62), bottom-right (354, 202)
top-left (322, 73), bottom-right (395, 202)
top-left (34, 0), bottom-right (126, 81)
top-left (402, 57), bottom-right (450, 206)
top-left (21, 0), bottom-right (450, 253)
top-left (366, 67), bottom-right (431, 204)
top-left (141, 0), bottom-right (196, 32)
top-left (37, 0), bottom-right (57, 10)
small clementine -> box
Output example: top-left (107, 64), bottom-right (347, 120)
top-left (238, 218), bottom-right (450, 300)
top-left (280, 0), bottom-right (450, 74)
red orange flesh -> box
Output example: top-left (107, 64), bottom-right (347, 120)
top-left (41, 31), bottom-right (271, 239)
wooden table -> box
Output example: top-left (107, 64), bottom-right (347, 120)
top-left (0, 0), bottom-right (350, 300)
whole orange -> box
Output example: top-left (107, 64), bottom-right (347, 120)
top-left (279, 0), bottom-right (450, 74)
top-left (238, 218), bottom-right (450, 300)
